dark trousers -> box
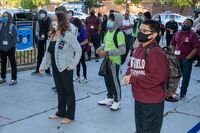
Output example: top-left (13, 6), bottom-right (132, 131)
top-left (36, 40), bottom-right (50, 73)
top-left (104, 62), bottom-right (121, 102)
top-left (0, 48), bottom-right (17, 80)
top-left (179, 59), bottom-right (193, 96)
top-left (76, 50), bottom-right (87, 78)
top-left (52, 66), bottom-right (75, 120)
top-left (166, 35), bottom-right (173, 47)
top-left (125, 34), bottom-right (134, 56)
top-left (91, 34), bottom-right (101, 58)
top-left (135, 101), bottom-right (164, 133)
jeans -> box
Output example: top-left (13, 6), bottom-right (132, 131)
top-left (179, 59), bottom-right (193, 96)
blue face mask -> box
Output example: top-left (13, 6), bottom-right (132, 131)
top-left (107, 20), bottom-right (114, 30)
top-left (1, 17), bottom-right (8, 23)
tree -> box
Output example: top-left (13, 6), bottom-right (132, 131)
top-left (161, 0), bottom-right (200, 11)
top-left (114, 0), bottom-right (142, 5)
top-left (20, 0), bottom-right (50, 9)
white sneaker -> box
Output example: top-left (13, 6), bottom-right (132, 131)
top-left (81, 77), bottom-right (88, 83)
top-left (98, 98), bottom-right (114, 106)
top-left (74, 77), bottom-right (80, 82)
top-left (110, 102), bottom-right (120, 111)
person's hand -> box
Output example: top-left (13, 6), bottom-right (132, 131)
top-left (96, 48), bottom-right (101, 55)
top-left (122, 75), bottom-right (131, 85)
top-left (39, 68), bottom-right (45, 75)
top-left (66, 66), bottom-right (73, 71)
top-left (98, 51), bottom-right (108, 57)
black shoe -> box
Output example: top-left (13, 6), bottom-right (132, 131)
top-left (95, 59), bottom-right (99, 62)
top-left (46, 71), bottom-right (52, 76)
top-left (195, 63), bottom-right (200, 67)
top-left (32, 71), bottom-right (41, 75)
top-left (85, 58), bottom-right (91, 61)
top-left (165, 96), bottom-right (179, 102)
top-left (180, 94), bottom-right (186, 100)
top-left (51, 86), bottom-right (56, 90)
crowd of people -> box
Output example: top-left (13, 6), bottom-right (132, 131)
top-left (0, 6), bottom-right (200, 133)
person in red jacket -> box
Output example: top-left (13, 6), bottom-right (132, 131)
top-left (122, 20), bottom-right (169, 133)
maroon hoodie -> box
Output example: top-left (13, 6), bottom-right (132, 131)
top-left (126, 41), bottom-right (169, 104)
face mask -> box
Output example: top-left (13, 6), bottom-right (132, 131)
top-left (90, 12), bottom-right (95, 15)
top-left (182, 25), bottom-right (191, 31)
top-left (52, 21), bottom-right (58, 31)
top-left (40, 13), bottom-right (46, 19)
top-left (68, 12), bottom-right (72, 17)
top-left (137, 32), bottom-right (152, 42)
top-left (107, 20), bottom-right (114, 30)
top-left (1, 17), bottom-right (8, 23)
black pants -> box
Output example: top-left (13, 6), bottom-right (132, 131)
top-left (0, 48), bottom-right (17, 80)
top-left (135, 101), bottom-right (164, 133)
top-left (104, 62), bottom-right (121, 102)
top-left (36, 40), bottom-right (50, 73)
top-left (52, 66), bottom-right (75, 120)
top-left (91, 34), bottom-right (101, 58)
top-left (179, 59), bottom-right (193, 96)
top-left (76, 50), bottom-right (87, 78)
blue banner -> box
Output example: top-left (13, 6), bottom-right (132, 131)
top-left (16, 21), bottom-right (33, 51)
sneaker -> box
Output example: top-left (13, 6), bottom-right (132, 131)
top-left (0, 78), bottom-right (6, 84)
top-left (9, 80), bottom-right (17, 85)
top-left (180, 94), bottom-right (186, 100)
top-left (81, 77), bottom-right (88, 83)
top-left (165, 94), bottom-right (179, 102)
top-left (98, 98), bottom-right (114, 106)
top-left (74, 77), bottom-right (80, 82)
top-left (110, 102), bottom-right (121, 111)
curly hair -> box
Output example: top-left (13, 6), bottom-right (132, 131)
top-left (49, 11), bottom-right (71, 36)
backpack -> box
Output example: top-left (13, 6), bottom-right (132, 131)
top-left (144, 45), bottom-right (181, 100)
top-left (112, 28), bottom-right (129, 64)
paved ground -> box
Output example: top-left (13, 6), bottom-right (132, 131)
top-left (0, 55), bottom-right (200, 133)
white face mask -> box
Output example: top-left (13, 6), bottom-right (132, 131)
top-left (52, 21), bottom-right (58, 31)
top-left (40, 13), bottom-right (46, 19)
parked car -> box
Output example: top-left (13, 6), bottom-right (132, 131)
top-left (153, 13), bottom-right (186, 25)
top-left (73, 11), bottom-right (88, 21)
top-left (59, 2), bottom-right (86, 13)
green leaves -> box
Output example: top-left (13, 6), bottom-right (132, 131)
top-left (20, 0), bottom-right (50, 9)
top-left (113, 0), bottom-right (142, 5)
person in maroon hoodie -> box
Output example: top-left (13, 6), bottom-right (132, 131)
top-left (122, 20), bottom-right (169, 133)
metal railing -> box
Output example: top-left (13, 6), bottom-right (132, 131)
top-left (15, 48), bottom-right (37, 66)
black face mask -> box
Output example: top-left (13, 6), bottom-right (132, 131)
top-left (90, 12), bottom-right (95, 15)
top-left (137, 32), bottom-right (152, 42)
top-left (182, 25), bottom-right (191, 31)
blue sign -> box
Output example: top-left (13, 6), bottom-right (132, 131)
top-left (16, 21), bottom-right (33, 51)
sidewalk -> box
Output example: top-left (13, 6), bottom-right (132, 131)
top-left (0, 58), bottom-right (200, 133)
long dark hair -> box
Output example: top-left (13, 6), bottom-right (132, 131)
top-left (49, 11), bottom-right (71, 36)
top-left (72, 18), bottom-right (83, 32)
